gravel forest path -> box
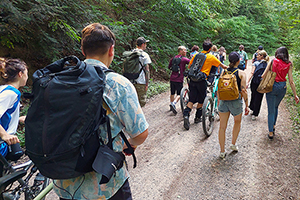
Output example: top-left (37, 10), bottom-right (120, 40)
top-left (128, 60), bottom-right (300, 200)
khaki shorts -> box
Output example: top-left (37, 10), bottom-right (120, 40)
top-left (134, 84), bottom-right (147, 107)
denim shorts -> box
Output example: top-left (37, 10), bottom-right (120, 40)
top-left (218, 96), bottom-right (243, 116)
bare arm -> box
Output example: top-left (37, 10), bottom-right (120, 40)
top-left (123, 129), bottom-right (149, 153)
top-left (239, 70), bottom-right (250, 115)
top-left (145, 64), bottom-right (150, 91)
top-left (287, 63), bottom-right (299, 104)
top-left (247, 64), bottom-right (256, 87)
top-left (218, 63), bottom-right (228, 70)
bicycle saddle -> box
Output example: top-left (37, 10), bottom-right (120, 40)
top-left (0, 170), bottom-right (27, 192)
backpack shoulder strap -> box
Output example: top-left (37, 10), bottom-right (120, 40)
top-left (120, 131), bottom-right (137, 168)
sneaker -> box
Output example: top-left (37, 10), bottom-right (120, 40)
top-left (230, 144), bottom-right (238, 152)
top-left (251, 115), bottom-right (256, 121)
top-left (184, 116), bottom-right (190, 130)
top-left (194, 117), bottom-right (202, 123)
top-left (169, 102), bottom-right (177, 115)
top-left (219, 152), bottom-right (227, 159)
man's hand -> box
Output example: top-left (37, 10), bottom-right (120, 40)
top-left (19, 116), bottom-right (26, 123)
top-left (2, 134), bottom-right (19, 145)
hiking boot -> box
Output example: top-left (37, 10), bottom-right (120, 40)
top-left (169, 102), bottom-right (177, 115)
top-left (184, 116), bottom-right (190, 130)
top-left (194, 117), bottom-right (202, 123)
top-left (219, 152), bottom-right (227, 159)
top-left (230, 144), bottom-right (238, 152)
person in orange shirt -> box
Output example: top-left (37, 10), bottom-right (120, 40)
top-left (183, 39), bottom-right (228, 130)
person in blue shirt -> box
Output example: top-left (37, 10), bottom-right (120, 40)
top-left (0, 58), bottom-right (28, 157)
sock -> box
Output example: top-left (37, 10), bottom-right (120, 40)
top-left (196, 108), bottom-right (202, 118)
top-left (183, 107), bottom-right (191, 117)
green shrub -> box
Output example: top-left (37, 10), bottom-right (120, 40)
top-left (147, 80), bottom-right (169, 98)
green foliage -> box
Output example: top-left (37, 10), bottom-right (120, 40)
top-left (147, 80), bottom-right (169, 98)
top-left (286, 70), bottom-right (300, 133)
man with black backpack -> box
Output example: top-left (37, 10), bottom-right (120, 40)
top-left (183, 39), bottom-right (228, 130)
top-left (122, 37), bottom-right (151, 107)
top-left (52, 23), bottom-right (149, 200)
top-left (168, 46), bottom-right (190, 114)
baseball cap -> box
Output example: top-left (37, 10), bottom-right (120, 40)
top-left (258, 45), bottom-right (263, 50)
top-left (136, 37), bottom-right (150, 46)
top-left (229, 52), bottom-right (240, 63)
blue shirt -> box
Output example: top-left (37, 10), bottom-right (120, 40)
top-left (54, 59), bottom-right (149, 199)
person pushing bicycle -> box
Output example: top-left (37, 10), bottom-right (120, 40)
top-left (183, 39), bottom-right (228, 130)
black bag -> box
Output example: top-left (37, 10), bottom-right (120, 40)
top-left (187, 53), bottom-right (207, 82)
top-left (6, 143), bottom-right (24, 161)
top-left (25, 56), bottom-right (110, 179)
top-left (252, 61), bottom-right (267, 85)
top-left (122, 50), bottom-right (144, 80)
top-left (171, 56), bottom-right (182, 73)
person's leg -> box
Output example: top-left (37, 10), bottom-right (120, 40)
top-left (249, 82), bottom-right (255, 112)
top-left (109, 179), bottom-right (132, 200)
top-left (218, 112), bottom-right (230, 153)
top-left (170, 81), bottom-right (175, 103)
top-left (273, 84), bottom-right (286, 129)
top-left (173, 82), bottom-right (183, 104)
top-left (134, 84), bottom-right (146, 107)
top-left (266, 92), bottom-right (276, 134)
top-left (232, 113), bottom-right (242, 145)
top-left (252, 83), bottom-right (264, 116)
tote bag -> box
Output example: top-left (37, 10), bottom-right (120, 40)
top-left (257, 60), bottom-right (276, 93)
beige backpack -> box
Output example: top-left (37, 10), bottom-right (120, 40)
top-left (218, 69), bottom-right (240, 101)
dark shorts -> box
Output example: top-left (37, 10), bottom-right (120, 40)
top-left (188, 80), bottom-right (207, 104)
top-left (170, 81), bottom-right (183, 95)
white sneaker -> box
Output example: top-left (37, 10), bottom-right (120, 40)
top-left (219, 152), bottom-right (227, 159)
top-left (251, 115), bottom-right (256, 121)
top-left (230, 144), bottom-right (238, 152)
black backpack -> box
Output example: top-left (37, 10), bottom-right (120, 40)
top-left (122, 50), bottom-right (144, 80)
top-left (252, 61), bottom-right (267, 85)
top-left (187, 53), bottom-right (207, 82)
top-left (25, 56), bottom-right (136, 180)
top-left (171, 56), bottom-right (182, 73)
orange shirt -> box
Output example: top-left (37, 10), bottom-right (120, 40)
top-left (189, 50), bottom-right (221, 76)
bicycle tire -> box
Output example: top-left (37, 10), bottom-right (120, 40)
top-left (202, 96), bottom-right (215, 137)
top-left (180, 87), bottom-right (189, 113)
top-left (25, 170), bottom-right (50, 200)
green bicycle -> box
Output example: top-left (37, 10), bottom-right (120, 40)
top-left (202, 74), bottom-right (220, 137)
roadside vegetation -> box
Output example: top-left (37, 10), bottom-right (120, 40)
top-left (1, 0), bottom-right (300, 140)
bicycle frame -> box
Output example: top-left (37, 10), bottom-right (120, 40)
top-left (0, 142), bottom-right (52, 200)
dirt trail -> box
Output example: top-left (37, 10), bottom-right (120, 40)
top-left (128, 61), bottom-right (300, 199)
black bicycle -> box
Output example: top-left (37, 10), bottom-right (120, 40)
top-left (0, 142), bottom-right (51, 200)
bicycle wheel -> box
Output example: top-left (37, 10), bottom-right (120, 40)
top-left (180, 87), bottom-right (189, 113)
top-left (25, 168), bottom-right (50, 200)
top-left (202, 96), bottom-right (215, 137)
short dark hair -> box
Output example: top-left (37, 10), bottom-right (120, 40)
top-left (191, 45), bottom-right (199, 52)
top-left (81, 23), bottom-right (116, 57)
top-left (203, 39), bottom-right (212, 51)
top-left (275, 46), bottom-right (290, 63)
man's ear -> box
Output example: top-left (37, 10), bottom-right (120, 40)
top-left (81, 47), bottom-right (86, 56)
top-left (108, 45), bottom-right (114, 57)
